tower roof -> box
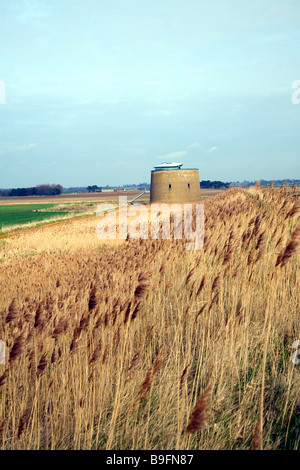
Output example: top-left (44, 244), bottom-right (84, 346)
top-left (153, 162), bottom-right (183, 171)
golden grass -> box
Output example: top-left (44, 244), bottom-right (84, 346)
top-left (0, 185), bottom-right (299, 450)
top-left (0, 212), bottom-right (97, 236)
top-left (0, 214), bottom-right (124, 262)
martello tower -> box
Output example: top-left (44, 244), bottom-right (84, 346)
top-left (150, 162), bottom-right (201, 204)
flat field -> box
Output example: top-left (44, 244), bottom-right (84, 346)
top-left (0, 204), bottom-right (60, 229)
top-left (0, 189), bottom-right (222, 233)
top-left (0, 190), bottom-right (150, 205)
top-left (0, 186), bottom-right (299, 450)
top-left (0, 188), bottom-right (225, 206)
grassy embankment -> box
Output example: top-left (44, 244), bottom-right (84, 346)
top-left (0, 185), bottom-right (299, 450)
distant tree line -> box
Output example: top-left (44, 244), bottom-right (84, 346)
top-left (87, 185), bottom-right (102, 192)
top-left (230, 179), bottom-right (300, 187)
top-left (0, 184), bottom-right (63, 197)
top-left (200, 180), bottom-right (230, 189)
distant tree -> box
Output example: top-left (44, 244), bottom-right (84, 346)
top-left (87, 185), bottom-right (100, 192)
top-left (200, 180), bottom-right (230, 189)
top-left (0, 184), bottom-right (63, 197)
top-left (36, 184), bottom-right (63, 195)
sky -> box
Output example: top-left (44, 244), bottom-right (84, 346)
top-left (0, 0), bottom-right (299, 188)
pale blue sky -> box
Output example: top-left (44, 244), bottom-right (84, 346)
top-left (0, 0), bottom-right (299, 187)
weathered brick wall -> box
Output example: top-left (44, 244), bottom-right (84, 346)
top-left (150, 169), bottom-right (201, 203)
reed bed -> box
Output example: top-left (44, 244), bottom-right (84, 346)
top-left (0, 186), bottom-right (299, 450)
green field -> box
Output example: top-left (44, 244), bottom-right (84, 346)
top-left (0, 201), bottom-right (102, 230)
top-left (0, 204), bottom-right (60, 228)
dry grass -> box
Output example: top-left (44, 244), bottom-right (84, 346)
top-left (0, 185), bottom-right (299, 450)
top-left (0, 214), bottom-right (124, 262)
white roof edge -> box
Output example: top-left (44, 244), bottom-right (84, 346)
top-left (154, 162), bottom-right (183, 168)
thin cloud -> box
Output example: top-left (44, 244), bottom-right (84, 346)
top-left (207, 146), bottom-right (219, 154)
top-left (187, 142), bottom-right (202, 149)
top-left (155, 151), bottom-right (187, 161)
